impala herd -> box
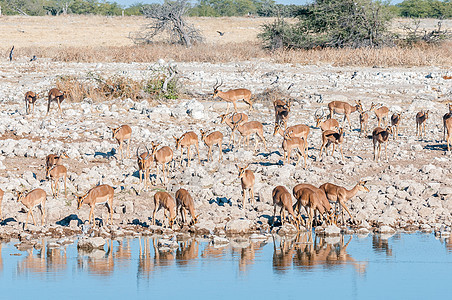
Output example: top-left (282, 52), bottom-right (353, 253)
top-left (2, 85), bottom-right (451, 232)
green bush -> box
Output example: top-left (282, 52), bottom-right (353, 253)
top-left (397, 0), bottom-right (452, 18)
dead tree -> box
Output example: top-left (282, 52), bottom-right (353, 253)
top-left (132, 0), bottom-right (204, 47)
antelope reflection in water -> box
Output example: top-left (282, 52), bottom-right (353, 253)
top-left (77, 240), bottom-right (115, 276)
top-left (231, 240), bottom-right (265, 273)
top-left (17, 240), bottom-right (67, 276)
top-left (176, 239), bottom-right (199, 267)
top-left (372, 234), bottom-right (393, 256)
top-left (138, 237), bottom-right (177, 278)
top-left (272, 234), bottom-right (367, 274)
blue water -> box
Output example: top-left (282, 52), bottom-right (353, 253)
top-left (0, 233), bottom-right (450, 299)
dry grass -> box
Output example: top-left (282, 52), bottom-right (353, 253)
top-left (0, 15), bottom-right (450, 67)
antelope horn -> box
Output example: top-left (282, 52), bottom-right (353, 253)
top-left (314, 108), bottom-right (323, 119)
top-left (145, 144), bottom-right (151, 159)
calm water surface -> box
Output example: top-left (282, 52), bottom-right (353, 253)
top-left (0, 232), bottom-right (450, 299)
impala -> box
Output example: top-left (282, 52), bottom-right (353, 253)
top-left (24, 91), bottom-right (38, 115)
top-left (200, 129), bottom-right (223, 162)
top-left (327, 100), bottom-right (363, 129)
top-left (443, 104), bottom-right (452, 141)
top-left (282, 132), bottom-right (307, 168)
top-left (233, 116), bottom-right (268, 153)
top-left (273, 121), bottom-right (309, 153)
top-left (372, 126), bottom-right (392, 161)
top-left (415, 111), bottom-right (429, 139)
top-left (46, 88), bottom-right (66, 116)
top-left (272, 185), bottom-right (300, 227)
top-left (293, 184), bottom-right (333, 230)
top-left (274, 99), bottom-right (290, 128)
top-left (77, 184), bottom-right (114, 225)
top-left (319, 180), bottom-right (369, 225)
top-left (213, 79), bottom-right (253, 113)
top-left (358, 103), bottom-right (377, 137)
top-left (237, 164), bottom-right (255, 207)
top-left (111, 125), bottom-right (132, 160)
top-left (46, 164), bottom-right (67, 198)
top-left (319, 128), bottom-right (345, 161)
top-left (390, 113), bottom-right (402, 140)
top-left (315, 109), bottom-right (340, 132)
top-left (17, 188), bottom-right (46, 229)
top-left (444, 117), bottom-right (452, 152)
top-left (374, 104), bottom-right (390, 127)
top-left (174, 131), bottom-right (200, 167)
top-left (46, 151), bottom-right (69, 168)
top-left (175, 188), bottom-right (199, 226)
top-left (219, 112), bottom-right (248, 147)
top-left (137, 145), bottom-right (153, 191)
top-left (151, 142), bottom-right (173, 184)
top-left (152, 191), bottom-right (176, 229)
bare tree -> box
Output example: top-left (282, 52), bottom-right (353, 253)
top-left (131, 0), bottom-right (203, 47)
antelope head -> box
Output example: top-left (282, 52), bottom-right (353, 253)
top-left (173, 136), bottom-right (183, 149)
top-left (111, 127), bottom-right (120, 139)
top-left (314, 108), bottom-right (324, 127)
top-left (191, 214), bottom-right (200, 225)
top-left (16, 191), bottom-right (25, 203)
top-left (200, 129), bottom-right (207, 142)
top-left (358, 180), bottom-right (370, 192)
top-left (355, 100), bottom-right (363, 112)
top-left (212, 79), bottom-right (223, 97)
top-left (236, 163), bottom-right (250, 178)
top-left (77, 193), bottom-right (89, 209)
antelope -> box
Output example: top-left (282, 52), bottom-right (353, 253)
top-left (137, 144), bottom-right (153, 191)
top-left (17, 188), bottom-right (46, 229)
top-left (274, 99), bottom-right (290, 128)
top-left (233, 116), bottom-right (268, 153)
top-left (282, 132), bottom-right (307, 168)
top-left (273, 121), bottom-right (309, 153)
top-left (415, 110), bottom-right (429, 139)
top-left (237, 164), bottom-right (255, 207)
top-left (151, 142), bottom-right (173, 184)
top-left (77, 184), bottom-right (114, 225)
top-left (444, 117), bottom-right (452, 152)
top-left (315, 108), bottom-right (339, 132)
top-left (0, 188), bottom-right (4, 219)
top-left (372, 126), bottom-right (392, 161)
top-left (442, 104), bottom-right (452, 141)
top-left (213, 79), bottom-right (253, 113)
top-left (358, 103), bottom-right (377, 137)
top-left (319, 181), bottom-right (369, 225)
top-left (152, 191), bottom-right (176, 229)
top-left (46, 151), bottom-right (69, 168)
top-left (200, 129), bottom-right (223, 162)
top-left (175, 188), bottom-right (199, 226)
top-left (219, 112), bottom-right (248, 147)
top-left (174, 131), bottom-right (200, 167)
top-left (374, 104), bottom-right (390, 127)
top-left (293, 184), bottom-right (333, 230)
top-left (46, 164), bottom-right (67, 198)
top-left (327, 100), bottom-right (363, 129)
top-left (391, 113), bottom-right (402, 140)
top-left (24, 91), bottom-right (38, 115)
top-left (319, 128), bottom-right (345, 161)
top-left (46, 88), bottom-right (66, 116)
top-left (111, 125), bottom-right (132, 160)
top-left (272, 186), bottom-right (300, 227)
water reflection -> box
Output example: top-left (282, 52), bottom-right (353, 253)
top-left (372, 234), bottom-right (393, 256)
top-left (78, 240), bottom-right (115, 276)
top-left (17, 240), bottom-right (67, 276)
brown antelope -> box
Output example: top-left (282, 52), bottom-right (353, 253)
top-left (444, 117), bottom-right (452, 152)
top-left (46, 164), bottom-right (67, 198)
top-left (17, 188), bottom-right (46, 229)
top-left (314, 109), bottom-right (339, 132)
top-left (137, 145), bottom-right (153, 191)
top-left (293, 184), bottom-right (333, 230)
top-left (111, 125), bottom-right (132, 160)
top-left (46, 151), bottom-right (69, 169)
top-left (233, 116), bottom-right (268, 152)
top-left (77, 184), bottom-right (114, 225)
top-left (274, 99), bottom-right (290, 128)
top-left (0, 188), bottom-right (4, 219)
top-left (151, 142), bottom-right (173, 184)
top-left (319, 181), bottom-right (369, 225)
top-left (282, 132), bottom-right (307, 168)
top-left (24, 91), bottom-right (38, 115)
top-left (374, 104), bottom-right (390, 127)
top-left (372, 126), bottom-right (392, 161)
top-left (327, 100), bottom-right (363, 129)
top-left (319, 128), bottom-right (345, 161)
top-left (152, 191), bottom-right (176, 229)
top-left (443, 104), bottom-right (452, 141)
top-left (213, 79), bottom-right (253, 113)
top-left (46, 88), bottom-right (66, 116)
top-left (273, 121), bottom-right (309, 153)
top-left (200, 129), bottom-right (223, 162)
top-left (272, 186), bottom-right (300, 227)
top-left (219, 112), bottom-right (248, 146)
top-left (237, 164), bottom-right (255, 207)
top-left (358, 103), bottom-right (377, 137)
top-left (174, 131), bottom-right (200, 167)
top-left (175, 188), bottom-right (199, 226)
top-left (415, 110), bottom-right (429, 139)
top-left (391, 113), bottom-right (402, 140)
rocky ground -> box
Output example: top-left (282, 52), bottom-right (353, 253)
top-left (0, 57), bottom-right (451, 242)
